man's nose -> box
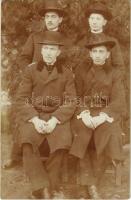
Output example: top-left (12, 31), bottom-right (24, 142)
top-left (47, 17), bottom-right (52, 22)
top-left (92, 20), bottom-right (97, 25)
top-left (96, 52), bottom-right (100, 57)
top-left (47, 50), bottom-right (50, 55)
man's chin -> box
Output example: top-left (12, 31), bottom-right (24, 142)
top-left (91, 28), bottom-right (100, 32)
top-left (44, 59), bottom-right (52, 64)
top-left (47, 26), bottom-right (55, 31)
top-left (94, 61), bottom-right (103, 65)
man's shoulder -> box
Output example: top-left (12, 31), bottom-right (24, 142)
top-left (28, 30), bottom-right (45, 39)
top-left (24, 62), bottom-right (38, 74)
top-left (75, 59), bottom-right (92, 75)
top-left (110, 67), bottom-right (122, 80)
top-left (62, 64), bottom-right (73, 74)
top-left (61, 63), bottom-right (75, 79)
top-left (103, 33), bottom-right (118, 43)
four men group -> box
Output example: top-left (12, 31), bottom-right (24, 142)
top-left (5, 0), bottom-right (126, 199)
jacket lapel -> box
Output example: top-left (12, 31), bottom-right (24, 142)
top-left (39, 65), bottom-right (49, 83)
top-left (42, 66), bottom-right (59, 86)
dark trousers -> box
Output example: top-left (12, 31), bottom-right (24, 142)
top-left (22, 139), bottom-right (66, 192)
top-left (78, 137), bottom-right (110, 186)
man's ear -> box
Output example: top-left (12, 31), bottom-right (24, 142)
top-left (89, 50), bottom-right (92, 58)
top-left (106, 51), bottom-right (110, 59)
top-left (41, 46), bottom-right (44, 55)
top-left (59, 17), bottom-right (63, 24)
top-left (57, 48), bottom-right (61, 57)
top-left (103, 19), bottom-right (107, 26)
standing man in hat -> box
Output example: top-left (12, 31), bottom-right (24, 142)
top-left (18, 0), bottom-right (67, 69)
top-left (76, 0), bottom-right (125, 78)
top-left (15, 31), bottom-right (76, 199)
top-left (69, 34), bottom-right (126, 199)
top-left (3, 0), bottom-right (68, 169)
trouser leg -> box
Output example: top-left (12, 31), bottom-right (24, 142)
top-left (45, 149), bottom-right (67, 191)
top-left (79, 150), bottom-right (96, 186)
top-left (96, 153), bottom-right (110, 185)
top-left (11, 142), bottom-right (22, 162)
top-left (23, 143), bottom-right (50, 192)
top-left (68, 154), bottom-right (78, 183)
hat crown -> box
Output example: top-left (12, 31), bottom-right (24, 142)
top-left (86, 1), bottom-right (112, 20)
top-left (39, 0), bottom-right (66, 17)
top-left (89, 2), bottom-right (108, 11)
top-left (44, 0), bottom-right (62, 10)
top-left (39, 31), bottom-right (64, 46)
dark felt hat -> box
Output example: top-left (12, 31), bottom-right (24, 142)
top-left (85, 33), bottom-right (116, 49)
top-left (38, 31), bottom-right (65, 46)
top-left (39, 0), bottom-right (66, 17)
top-left (85, 1), bottom-right (112, 20)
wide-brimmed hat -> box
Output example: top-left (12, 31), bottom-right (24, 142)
top-left (85, 33), bottom-right (116, 49)
top-left (39, 0), bottom-right (66, 17)
top-left (38, 31), bottom-right (65, 46)
top-left (85, 1), bottom-right (112, 20)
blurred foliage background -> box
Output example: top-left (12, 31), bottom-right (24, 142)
top-left (1, 0), bottom-right (130, 142)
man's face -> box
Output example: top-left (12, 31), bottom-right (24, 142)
top-left (41, 44), bottom-right (61, 64)
top-left (44, 11), bottom-right (63, 31)
top-left (88, 13), bottom-right (107, 32)
top-left (89, 45), bottom-right (110, 65)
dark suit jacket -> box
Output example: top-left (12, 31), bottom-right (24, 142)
top-left (70, 63), bottom-right (126, 159)
top-left (16, 61), bottom-right (76, 153)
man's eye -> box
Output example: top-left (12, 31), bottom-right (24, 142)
top-left (45, 46), bottom-right (48, 49)
top-left (92, 50), bottom-right (97, 53)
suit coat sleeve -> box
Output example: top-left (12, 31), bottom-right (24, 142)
top-left (111, 38), bottom-right (125, 79)
top-left (15, 67), bottom-right (38, 123)
top-left (74, 64), bottom-right (92, 114)
top-left (101, 70), bottom-right (126, 120)
top-left (18, 34), bottom-right (34, 70)
top-left (52, 69), bottom-right (76, 123)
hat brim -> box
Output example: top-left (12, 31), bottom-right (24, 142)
top-left (85, 41), bottom-right (115, 49)
top-left (85, 9), bottom-right (112, 20)
top-left (39, 8), bottom-right (66, 17)
top-left (38, 41), bottom-right (64, 46)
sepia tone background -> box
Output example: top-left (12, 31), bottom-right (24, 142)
top-left (1, 0), bottom-right (130, 199)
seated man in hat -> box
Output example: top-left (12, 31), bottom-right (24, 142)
top-left (70, 34), bottom-right (126, 199)
top-left (76, 0), bottom-right (125, 79)
top-left (3, 0), bottom-right (68, 169)
top-left (14, 31), bottom-right (76, 199)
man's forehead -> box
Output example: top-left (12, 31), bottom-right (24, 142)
top-left (42, 44), bottom-right (59, 48)
top-left (45, 11), bottom-right (60, 17)
top-left (91, 45), bottom-right (108, 50)
top-left (89, 13), bottom-right (105, 19)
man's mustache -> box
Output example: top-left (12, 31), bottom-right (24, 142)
top-left (47, 22), bottom-right (53, 25)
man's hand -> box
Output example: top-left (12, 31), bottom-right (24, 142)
top-left (91, 115), bottom-right (106, 129)
top-left (46, 117), bottom-right (60, 133)
top-left (91, 112), bottom-right (114, 128)
top-left (77, 110), bottom-right (95, 129)
top-left (29, 116), bottom-right (47, 134)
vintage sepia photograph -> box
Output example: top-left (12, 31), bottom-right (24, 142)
top-left (1, 0), bottom-right (130, 199)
